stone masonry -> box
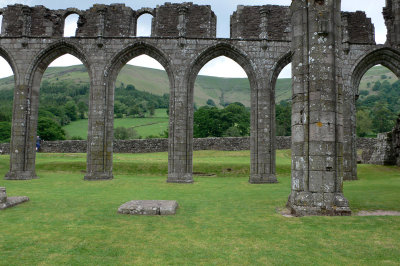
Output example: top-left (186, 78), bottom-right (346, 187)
top-left (0, 1), bottom-right (399, 215)
top-left (286, 0), bottom-right (351, 216)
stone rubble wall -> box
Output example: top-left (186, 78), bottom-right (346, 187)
top-left (0, 137), bottom-right (376, 155)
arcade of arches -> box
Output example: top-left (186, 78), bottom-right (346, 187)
top-left (0, 0), bottom-right (400, 216)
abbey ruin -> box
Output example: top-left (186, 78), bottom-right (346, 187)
top-left (0, 0), bottom-right (399, 216)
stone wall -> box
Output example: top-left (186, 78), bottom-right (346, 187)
top-left (230, 5), bottom-right (290, 40)
top-left (342, 11), bottom-right (375, 44)
top-left (0, 137), bottom-right (376, 155)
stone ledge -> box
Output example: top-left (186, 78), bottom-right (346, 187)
top-left (0, 196), bottom-right (29, 210)
top-left (118, 200), bottom-right (178, 215)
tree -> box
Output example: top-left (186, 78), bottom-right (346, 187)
top-left (77, 101), bottom-right (87, 119)
top-left (206, 99), bottom-right (216, 107)
top-left (276, 101), bottom-right (291, 136)
top-left (114, 127), bottom-right (139, 140)
top-left (356, 109), bottom-right (372, 137)
top-left (193, 103), bottom-right (250, 138)
top-left (372, 81), bottom-right (381, 91)
top-left (371, 102), bottom-right (396, 133)
top-left (0, 121), bottom-right (11, 143)
top-left (37, 117), bottom-right (66, 141)
top-left (64, 101), bottom-right (78, 121)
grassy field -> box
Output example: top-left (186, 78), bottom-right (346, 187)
top-left (64, 109), bottom-right (169, 139)
top-left (0, 150), bottom-right (399, 265)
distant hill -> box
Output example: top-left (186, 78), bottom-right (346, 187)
top-left (0, 64), bottom-right (397, 106)
top-left (0, 64), bottom-right (292, 106)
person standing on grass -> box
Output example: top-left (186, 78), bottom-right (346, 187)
top-left (36, 136), bottom-right (41, 152)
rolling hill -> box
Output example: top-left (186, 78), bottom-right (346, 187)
top-left (0, 64), bottom-right (293, 106)
top-left (0, 63), bottom-right (397, 107)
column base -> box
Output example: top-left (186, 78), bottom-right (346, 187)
top-left (249, 174), bottom-right (278, 184)
top-left (167, 173), bottom-right (193, 183)
top-left (287, 192), bottom-right (351, 216)
top-left (4, 171), bottom-right (38, 180)
top-left (343, 171), bottom-right (358, 181)
top-left (84, 172), bottom-right (114, 181)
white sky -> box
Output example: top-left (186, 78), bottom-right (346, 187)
top-left (0, 0), bottom-right (387, 79)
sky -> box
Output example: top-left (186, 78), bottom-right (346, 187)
top-left (0, 0), bottom-right (387, 79)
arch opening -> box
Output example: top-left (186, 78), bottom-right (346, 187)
top-left (356, 64), bottom-right (400, 138)
top-left (274, 63), bottom-right (292, 137)
top-left (136, 13), bottom-right (153, 37)
top-left (0, 54), bottom-right (16, 144)
top-left (38, 53), bottom-right (89, 142)
top-left (106, 44), bottom-right (174, 145)
top-left (193, 55), bottom-right (250, 137)
top-left (112, 54), bottom-right (170, 140)
top-left (64, 14), bottom-right (79, 37)
top-left (187, 45), bottom-right (258, 179)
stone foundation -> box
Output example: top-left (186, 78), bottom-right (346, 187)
top-left (0, 187), bottom-right (29, 210)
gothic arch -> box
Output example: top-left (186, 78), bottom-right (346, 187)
top-left (269, 51), bottom-right (292, 90)
top-left (351, 47), bottom-right (400, 95)
top-left (187, 43), bottom-right (257, 90)
top-left (106, 41), bottom-right (175, 91)
top-left (0, 45), bottom-right (18, 81)
top-left (27, 40), bottom-right (90, 87)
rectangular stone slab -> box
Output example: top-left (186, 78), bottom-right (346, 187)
top-left (0, 196), bottom-right (29, 210)
top-left (118, 200), bottom-right (178, 215)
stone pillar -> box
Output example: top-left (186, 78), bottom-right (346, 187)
top-left (85, 61), bottom-right (113, 180)
top-left (249, 76), bottom-right (277, 184)
top-left (287, 0), bottom-right (351, 216)
top-left (167, 70), bottom-right (193, 183)
top-left (5, 81), bottom-right (38, 180)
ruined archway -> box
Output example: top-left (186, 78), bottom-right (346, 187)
top-left (183, 42), bottom-right (277, 183)
top-left (342, 47), bottom-right (400, 181)
top-left (5, 41), bottom-right (90, 180)
top-left (92, 42), bottom-right (175, 180)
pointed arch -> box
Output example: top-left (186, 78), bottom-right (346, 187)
top-left (269, 51), bottom-right (293, 90)
top-left (106, 41), bottom-right (174, 91)
top-left (27, 40), bottom-right (90, 87)
top-left (0, 45), bottom-right (18, 81)
top-left (187, 43), bottom-right (258, 94)
top-left (351, 47), bottom-right (400, 95)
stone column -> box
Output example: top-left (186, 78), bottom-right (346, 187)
top-left (5, 79), bottom-right (38, 180)
top-left (167, 65), bottom-right (193, 183)
top-left (249, 75), bottom-right (277, 184)
top-left (287, 0), bottom-right (351, 216)
top-left (85, 61), bottom-right (113, 180)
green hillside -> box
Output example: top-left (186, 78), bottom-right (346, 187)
top-left (0, 64), bottom-right (292, 106)
top-left (0, 64), bottom-right (397, 106)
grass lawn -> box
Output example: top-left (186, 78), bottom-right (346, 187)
top-left (0, 150), bottom-right (399, 265)
top-left (63, 109), bottom-right (169, 139)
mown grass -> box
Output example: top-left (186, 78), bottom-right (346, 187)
top-left (63, 109), bottom-right (169, 139)
top-left (0, 150), bottom-right (399, 265)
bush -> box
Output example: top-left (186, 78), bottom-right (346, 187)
top-left (37, 117), bottom-right (66, 141)
top-left (0, 121), bottom-right (11, 143)
top-left (114, 127), bottom-right (139, 140)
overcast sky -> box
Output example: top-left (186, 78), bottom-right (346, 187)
top-left (0, 0), bottom-right (387, 79)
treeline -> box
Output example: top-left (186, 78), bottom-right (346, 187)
top-left (0, 81), bottom-right (170, 142)
top-left (193, 100), bottom-right (292, 138)
top-left (357, 80), bottom-right (400, 137)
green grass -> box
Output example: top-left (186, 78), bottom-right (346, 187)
top-left (0, 150), bottom-right (399, 265)
top-left (64, 109), bottom-right (169, 139)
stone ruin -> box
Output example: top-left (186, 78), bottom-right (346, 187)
top-left (0, 187), bottom-right (29, 210)
top-left (0, 0), bottom-right (399, 216)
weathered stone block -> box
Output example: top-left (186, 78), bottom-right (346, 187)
top-left (118, 200), bottom-right (178, 215)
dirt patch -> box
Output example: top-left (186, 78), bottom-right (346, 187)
top-left (193, 172), bottom-right (216, 177)
top-left (356, 210), bottom-right (400, 216)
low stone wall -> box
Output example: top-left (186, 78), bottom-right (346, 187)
top-left (0, 136), bottom-right (375, 154)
